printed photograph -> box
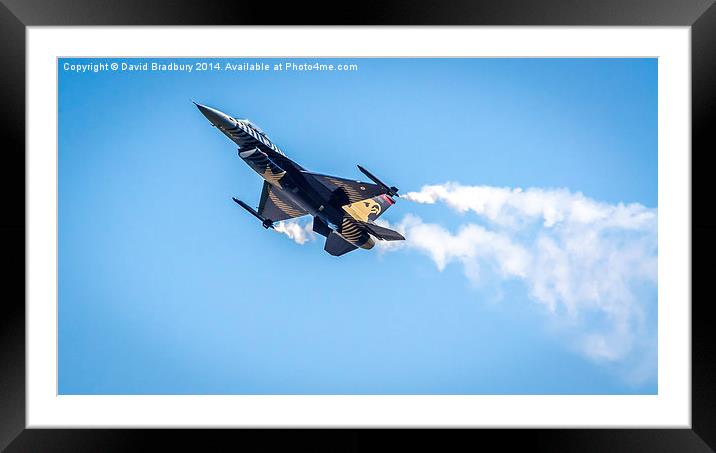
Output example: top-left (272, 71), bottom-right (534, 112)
top-left (58, 57), bottom-right (657, 394)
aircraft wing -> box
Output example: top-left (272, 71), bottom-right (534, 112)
top-left (301, 171), bottom-right (397, 222)
top-left (301, 171), bottom-right (388, 204)
top-left (258, 181), bottom-right (309, 222)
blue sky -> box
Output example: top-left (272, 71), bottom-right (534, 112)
top-left (58, 58), bottom-right (657, 394)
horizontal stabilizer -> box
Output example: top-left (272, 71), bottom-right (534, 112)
top-left (324, 231), bottom-right (359, 256)
top-left (357, 221), bottom-right (405, 241)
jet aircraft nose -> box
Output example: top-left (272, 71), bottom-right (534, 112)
top-left (194, 102), bottom-right (237, 130)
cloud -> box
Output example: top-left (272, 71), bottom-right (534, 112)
top-left (380, 183), bottom-right (657, 380)
top-left (273, 219), bottom-right (316, 244)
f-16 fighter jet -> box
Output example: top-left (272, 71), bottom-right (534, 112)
top-left (195, 102), bottom-right (405, 256)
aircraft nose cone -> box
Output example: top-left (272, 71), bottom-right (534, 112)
top-left (194, 102), bottom-right (236, 129)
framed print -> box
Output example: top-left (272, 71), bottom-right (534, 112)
top-left (2, 0), bottom-right (715, 450)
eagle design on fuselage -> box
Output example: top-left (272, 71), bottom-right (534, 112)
top-left (195, 102), bottom-right (405, 256)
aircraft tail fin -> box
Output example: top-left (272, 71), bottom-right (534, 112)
top-left (324, 231), bottom-right (359, 256)
top-left (342, 193), bottom-right (396, 222)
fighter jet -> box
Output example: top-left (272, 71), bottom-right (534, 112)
top-left (195, 102), bottom-right (405, 256)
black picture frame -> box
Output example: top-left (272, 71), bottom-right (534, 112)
top-left (1, 0), bottom-right (714, 451)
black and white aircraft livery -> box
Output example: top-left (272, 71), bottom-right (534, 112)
top-left (195, 102), bottom-right (406, 256)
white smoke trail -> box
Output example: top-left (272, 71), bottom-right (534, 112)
top-left (379, 183), bottom-right (657, 381)
top-left (269, 182), bottom-right (657, 381)
top-left (273, 219), bottom-right (315, 244)
top-left (402, 183), bottom-right (655, 231)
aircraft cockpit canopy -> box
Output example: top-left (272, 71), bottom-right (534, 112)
top-left (239, 119), bottom-right (268, 137)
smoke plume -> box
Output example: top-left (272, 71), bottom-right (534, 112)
top-left (272, 182), bottom-right (658, 382)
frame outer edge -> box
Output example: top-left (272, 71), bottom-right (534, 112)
top-left (0, 1), bottom-right (27, 452)
top-left (691, 0), bottom-right (716, 450)
top-left (2, 0), bottom-right (715, 450)
top-left (0, 0), bottom-right (715, 25)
